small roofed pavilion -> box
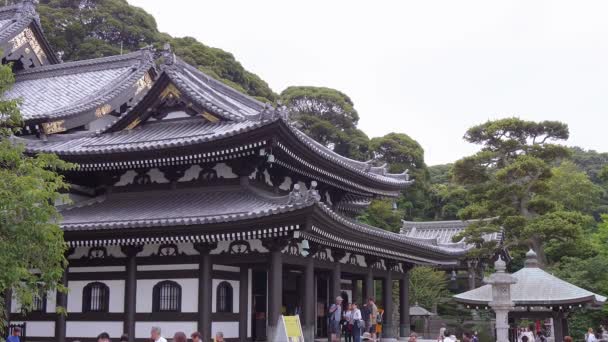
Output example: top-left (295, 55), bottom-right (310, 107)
top-left (409, 303), bottom-right (434, 338)
top-left (454, 249), bottom-right (607, 342)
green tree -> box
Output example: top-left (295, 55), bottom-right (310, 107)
top-left (453, 118), bottom-right (576, 265)
top-left (37, 0), bottom-right (276, 102)
top-left (357, 199), bottom-right (403, 232)
top-left (0, 59), bottom-right (71, 331)
top-left (281, 86), bottom-right (370, 160)
top-left (546, 161), bottom-right (603, 214)
top-left (408, 266), bottom-right (449, 310)
top-left (428, 163), bottom-right (453, 185)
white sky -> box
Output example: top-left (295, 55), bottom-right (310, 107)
top-left (128, 0), bottom-right (608, 165)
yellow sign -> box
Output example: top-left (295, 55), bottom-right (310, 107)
top-left (283, 315), bottom-right (303, 338)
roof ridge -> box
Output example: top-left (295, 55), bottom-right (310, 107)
top-left (15, 49), bottom-right (151, 79)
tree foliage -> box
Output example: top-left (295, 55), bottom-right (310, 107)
top-left (280, 86), bottom-right (370, 160)
top-left (408, 266), bottom-right (450, 310)
top-left (357, 199), bottom-right (403, 233)
top-left (0, 59), bottom-right (71, 331)
top-left (36, 0), bottom-right (276, 102)
top-left (453, 118), bottom-right (578, 265)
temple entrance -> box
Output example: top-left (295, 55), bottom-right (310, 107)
top-left (316, 273), bottom-right (330, 338)
top-left (252, 270), bottom-right (267, 341)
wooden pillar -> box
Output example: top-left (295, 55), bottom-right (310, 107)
top-left (195, 243), bottom-right (216, 341)
top-left (239, 267), bottom-right (249, 341)
top-left (365, 267), bottom-right (374, 302)
top-left (303, 257), bottom-right (315, 342)
top-left (553, 313), bottom-right (564, 342)
top-left (55, 267), bottom-right (68, 342)
top-left (332, 262), bottom-right (341, 301)
top-left (399, 272), bottom-right (410, 339)
top-left (3, 289), bottom-right (11, 336)
top-left (122, 245), bottom-right (142, 342)
top-left (268, 249), bottom-right (283, 340)
top-left (383, 270), bottom-right (395, 339)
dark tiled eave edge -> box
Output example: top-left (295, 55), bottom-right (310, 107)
top-left (23, 119), bottom-right (410, 196)
top-left (19, 49), bottom-right (155, 126)
top-left (0, 3), bottom-right (59, 64)
top-left (60, 189), bottom-right (463, 265)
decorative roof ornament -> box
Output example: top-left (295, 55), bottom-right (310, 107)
top-left (287, 181), bottom-right (321, 205)
top-left (17, 0), bottom-right (37, 18)
top-left (159, 42), bottom-right (176, 66)
top-left (259, 102), bottom-right (275, 123)
top-left (524, 248), bottom-right (539, 268)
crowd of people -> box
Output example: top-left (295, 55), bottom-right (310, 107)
top-left (91, 327), bottom-right (223, 342)
top-left (328, 296), bottom-right (385, 342)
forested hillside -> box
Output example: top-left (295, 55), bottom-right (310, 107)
top-left (37, 0), bottom-right (277, 102)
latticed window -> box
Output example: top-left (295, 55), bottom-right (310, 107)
top-left (83, 282), bottom-right (109, 312)
top-left (153, 280), bottom-right (181, 312)
top-left (32, 289), bottom-right (46, 312)
top-left (216, 281), bottom-right (233, 313)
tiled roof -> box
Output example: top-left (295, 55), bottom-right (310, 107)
top-left (410, 304), bottom-right (434, 316)
top-left (20, 118), bottom-right (262, 155)
top-left (165, 58), bottom-right (266, 121)
top-left (454, 250), bottom-right (607, 306)
top-left (60, 184), bottom-right (304, 231)
top-left (6, 50), bottom-right (153, 121)
top-left (58, 182), bottom-right (466, 260)
top-left (401, 218), bottom-right (501, 247)
top-left (0, 1), bottom-right (58, 63)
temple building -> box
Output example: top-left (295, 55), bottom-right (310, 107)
top-left (3, 2), bottom-right (474, 341)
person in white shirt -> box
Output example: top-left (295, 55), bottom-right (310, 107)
top-left (351, 303), bottom-right (363, 342)
top-left (586, 328), bottom-right (598, 342)
top-left (443, 330), bottom-right (455, 342)
top-left (150, 326), bottom-right (167, 342)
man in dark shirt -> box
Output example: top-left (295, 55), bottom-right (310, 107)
top-left (361, 303), bottom-right (371, 334)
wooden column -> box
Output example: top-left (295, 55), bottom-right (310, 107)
top-left (195, 243), bottom-right (216, 341)
top-left (55, 268), bottom-right (68, 342)
top-left (268, 248), bottom-right (283, 340)
top-left (122, 245), bottom-right (142, 342)
top-left (383, 269), bottom-right (395, 338)
top-left (239, 267), bottom-right (249, 341)
top-left (304, 257), bottom-right (315, 342)
top-left (332, 262), bottom-right (341, 301)
top-left (365, 265), bottom-right (374, 302)
top-left (399, 272), bottom-right (410, 339)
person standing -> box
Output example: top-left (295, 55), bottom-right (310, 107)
top-left (214, 331), bottom-right (225, 342)
top-left (150, 327), bottom-right (167, 342)
top-left (344, 303), bottom-right (354, 342)
top-left (190, 331), bottom-right (202, 342)
top-left (329, 296), bottom-right (344, 342)
top-left (408, 332), bottom-right (418, 342)
top-left (7, 327), bottom-right (21, 342)
top-left (361, 302), bottom-right (371, 336)
top-left (367, 298), bottom-right (378, 341)
top-left (172, 332), bottom-right (187, 342)
top-left (96, 332), bottom-right (111, 342)
top-left (437, 324), bottom-right (446, 342)
top-left (586, 328), bottom-right (598, 342)
top-left (352, 303), bottom-right (363, 342)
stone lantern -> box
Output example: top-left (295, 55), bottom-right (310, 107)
top-left (485, 257), bottom-right (517, 342)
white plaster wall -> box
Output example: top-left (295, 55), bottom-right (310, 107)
top-left (211, 321), bottom-right (239, 339)
top-left (211, 279), bottom-right (239, 313)
top-left (46, 290), bottom-right (56, 313)
top-left (279, 176), bottom-right (292, 190)
top-left (179, 165), bottom-right (201, 182)
top-left (67, 280), bottom-right (125, 313)
top-left (67, 321), bottom-right (123, 338)
top-left (10, 321), bottom-right (54, 337)
top-left (136, 279), bottom-right (198, 313)
top-left (70, 266), bottom-right (125, 273)
top-left (135, 321), bottom-right (197, 339)
top-left (138, 264), bottom-right (198, 271)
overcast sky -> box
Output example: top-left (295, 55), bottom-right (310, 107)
top-left (129, 0), bottom-right (608, 165)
